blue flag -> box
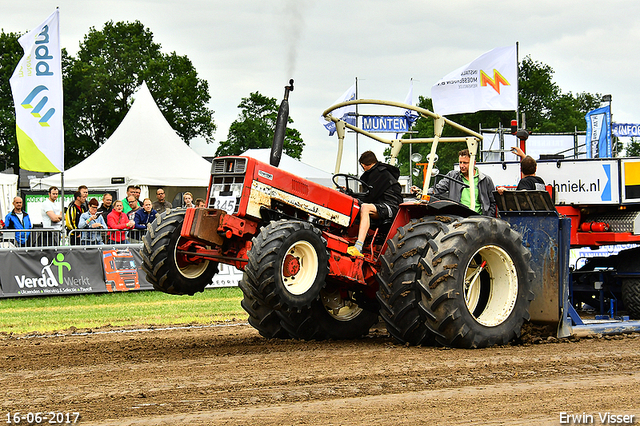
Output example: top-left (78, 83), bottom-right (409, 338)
top-left (396, 82), bottom-right (419, 139)
top-left (319, 84), bottom-right (356, 136)
top-left (585, 105), bottom-right (611, 158)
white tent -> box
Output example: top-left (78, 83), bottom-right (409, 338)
top-left (241, 149), bottom-right (334, 187)
top-left (30, 82), bottom-right (211, 193)
top-left (0, 173), bottom-right (18, 219)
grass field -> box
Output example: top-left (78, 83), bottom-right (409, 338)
top-left (0, 287), bottom-right (246, 335)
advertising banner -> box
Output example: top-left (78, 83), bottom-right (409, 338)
top-left (9, 9), bottom-right (64, 172)
top-left (0, 244), bottom-right (239, 299)
top-left (622, 159), bottom-right (640, 203)
top-left (432, 45), bottom-right (517, 116)
top-left (612, 123), bottom-right (640, 138)
top-left (476, 159), bottom-right (620, 205)
top-left (102, 247), bottom-right (153, 292)
top-left (0, 248), bottom-right (105, 297)
top-left (361, 116), bottom-right (409, 133)
top-left (585, 105), bottom-right (612, 158)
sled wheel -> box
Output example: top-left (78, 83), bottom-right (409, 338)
top-left (621, 279), bottom-right (640, 319)
top-left (618, 249), bottom-right (640, 319)
top-left (141, 209), bottom-right (218, 295)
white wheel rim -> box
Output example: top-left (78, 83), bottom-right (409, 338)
top-left (321, 290), bottom-right (363, 321)
top-left (281, 240), bottom-right (319, 296)
top-left (173, 240), bottom-right (210, 279)
top-left (463, 245), bottom-right (518, 327)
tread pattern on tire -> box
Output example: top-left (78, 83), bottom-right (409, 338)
top-left (243, 219), bottom-right (329, 312)
top-left (141, 209), bottom-right (218, 295)
top-left (621, 280), bottom-right (640, 319)
top-left (378, 215), bottom-right (535, 349)
top-left (421, 216), bottom-right (534, 348)
top-left (239, 278), bottom-right (290, 339)
top-left (376, 218), bottom-right (450, 346)
top-left (618, 248), bottom-right (640, 319)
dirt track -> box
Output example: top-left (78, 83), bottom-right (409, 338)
top-left (1, 322), bottom-right (639, 426)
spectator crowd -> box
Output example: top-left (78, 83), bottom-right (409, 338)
top-left (2, 185), bottom-right (205, 248)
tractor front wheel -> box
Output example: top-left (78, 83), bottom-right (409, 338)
top-left (141, 209), bottom-right (218, 295)
top-left (243, 220), bottom-right (329, 312)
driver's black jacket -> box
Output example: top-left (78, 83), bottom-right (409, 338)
top-left (357, 162), bottom-right (403, 210)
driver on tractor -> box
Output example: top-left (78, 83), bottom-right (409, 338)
top-left (348, 151), bottom-right (403, 258)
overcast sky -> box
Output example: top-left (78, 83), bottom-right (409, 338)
top-left (3, 0), bottom-right (639, 174)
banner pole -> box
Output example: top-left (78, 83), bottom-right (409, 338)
top-left (516, 41), bottom-right (520, 128)
top-left (60, 171), bottom-right (65, 244)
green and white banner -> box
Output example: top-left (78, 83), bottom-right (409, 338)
top-left (9, 9), bottom-right (64, 172)
top-left (0, 247), bottom-right (155, 298)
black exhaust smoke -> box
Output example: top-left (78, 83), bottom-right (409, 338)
top-left (270, 79), bottom-right (294, 167)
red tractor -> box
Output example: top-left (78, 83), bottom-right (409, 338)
top-left (142, 83), bottom-right (536, 348)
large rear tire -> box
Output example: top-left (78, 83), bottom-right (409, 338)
top-left (423, 216), bottom-right (534, 348)
top-left (243, 219), bottom-right (329, 311)
top-left (141, 209), bottom-right (219, 295)
top-left (377, 218), bottom-right (451, 346)
top-left (378, 216), bottom-right (534, 348)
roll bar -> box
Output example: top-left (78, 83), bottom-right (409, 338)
top-left (322, 99), bottom-right (483, 210)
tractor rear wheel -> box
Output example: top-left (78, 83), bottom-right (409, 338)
top-left (378, 216), bottom-right (534, 349)
top-left (141, 209), bottom-right (218, 295)
top-left (377, 218), bottom-right (451, 346)
top-left (243, 219), bottom-right (329, 312)
top-left (422, 216), bottom-right (534, 348)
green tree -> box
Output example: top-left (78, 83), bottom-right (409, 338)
top-left (385, 96), bottom-right (475, 185)
top-left (0, 30), bottom-right (23, 173)
top-left (63, 21), bottom-right (216, 167)
top-left (520, 56), bottom-right (601, 133)
top-left (627, 137), bottom-right (640, 157)
top-left (216, 92), bottom-right (304, 158)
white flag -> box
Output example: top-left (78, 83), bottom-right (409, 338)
top-left (431, 45), bottom-right (517, 116)
top-left (10, 9), bottom-right (64, 172)
top-left (319, 84), bottom-right (356, 136)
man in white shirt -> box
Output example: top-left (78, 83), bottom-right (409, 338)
top-left (41, 186), bottom-right (63, 246)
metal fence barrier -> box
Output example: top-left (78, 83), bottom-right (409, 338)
top-left (0, 228), bottom-right (148, 248)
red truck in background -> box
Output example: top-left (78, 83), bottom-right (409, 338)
top-left (103, 248), bottom-right (139, 292)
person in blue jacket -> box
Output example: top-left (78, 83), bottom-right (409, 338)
top-left (133, 198), bottom-right (157, 240)
top-left (3, 196), bottom-right (32, 247)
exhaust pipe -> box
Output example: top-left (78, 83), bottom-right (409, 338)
top-left (270, 79), bottom-right (294, 167)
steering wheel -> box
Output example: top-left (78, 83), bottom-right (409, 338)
top-left (434, 173), bottom-right (469, 189)
top-left (332, 174), bottom-right (371, 198)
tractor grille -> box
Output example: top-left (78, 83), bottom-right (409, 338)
top-left (209, 158), bottom-right (246, 214)
top-left (212, 157), bottom-right (247, 174)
